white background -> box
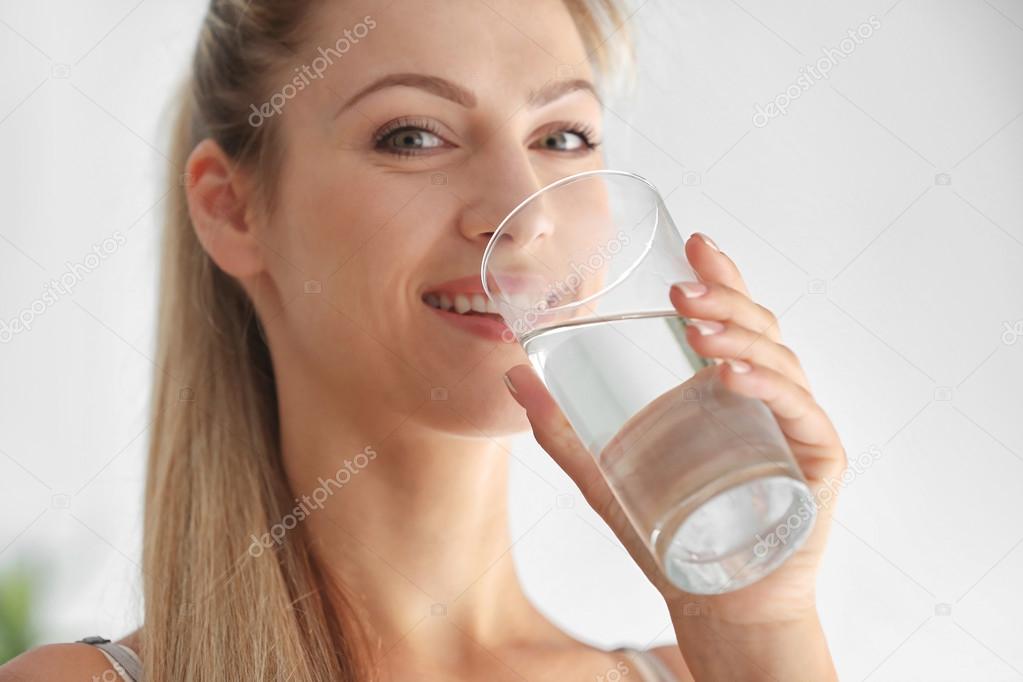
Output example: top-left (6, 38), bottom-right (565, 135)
top-left (1, 0), bottom-right (1022, 679)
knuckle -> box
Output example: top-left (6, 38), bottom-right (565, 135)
top-left (756, 303), bottom-right (778, 327)
top-left (766, 342), bottom-right (802, 380)
top-left (548, 414), bottom-right (586, 455)
top-left (593, 486), bottom-right (618, 521)
top-left (776, 342), bottom-right (800, 365)
top-left (831, 443), bottom-right (850, 477)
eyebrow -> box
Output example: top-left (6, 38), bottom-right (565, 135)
top-left (333, 72), bottom-right (601, 118)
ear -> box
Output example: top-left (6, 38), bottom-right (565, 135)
top-left (184, 139), bottom-right (265, 279)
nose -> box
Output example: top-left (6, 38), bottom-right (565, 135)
top-left (456, 143), bottom-right (554, 248)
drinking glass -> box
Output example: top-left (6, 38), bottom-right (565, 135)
top-left (480, 169), bottom-right (816, 594)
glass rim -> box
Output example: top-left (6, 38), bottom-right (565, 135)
top-left (479, 169), bottom-right (662, 313)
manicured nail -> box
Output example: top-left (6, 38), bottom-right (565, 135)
top-left (695, 232), bottom-right (720, 252)
top-left (502, 372), bottom-right (518, 395)
top-left (674, 281), bottom-right (708, 298)
top-left (726, 358), bottom-right (752, 373)
top-left (688, 318), bottom-right (724, 336)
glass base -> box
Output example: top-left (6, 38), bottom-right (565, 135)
top-left (655, 474), bottom-right (816, 595)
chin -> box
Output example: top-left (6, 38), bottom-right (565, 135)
top-left (421, 386), bottom-right (533, 438)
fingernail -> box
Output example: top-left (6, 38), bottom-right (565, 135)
top-left (695, 232), bottom-right (720, 252)
top-left (688, 318), bottom-right (724, 336)
top-left (674, 281), bottom-right (708, 298)
top-left (725, 358), bottom-right (752, 373)
top-left (502, 372), bottom-right (518, 395)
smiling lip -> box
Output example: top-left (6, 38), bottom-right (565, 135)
top-left (422, 273), bottom-right (546, 298)
top-left (425, 304), bottom-right (510, 342)
top-left (420, 273), bottom-right (542, 343)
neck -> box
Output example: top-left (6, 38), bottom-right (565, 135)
top-left (277, 391), bottom-right (554, 660)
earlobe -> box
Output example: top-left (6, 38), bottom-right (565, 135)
top-left (184, 138), bottom-right (265, 279)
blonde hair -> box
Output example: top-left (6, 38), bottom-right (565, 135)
top-left (144, 1), bottom-right (633, 679)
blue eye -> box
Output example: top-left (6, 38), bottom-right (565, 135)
top-left (373, 117), bottom-right (448, 157)
top-left (531, 121), bottom-right (600, 155)
top-left (372, 118), bottom-right (601, 159)
top-left (377, 127), bottom-right (445, 154)
top-left (536, 130), bottom-right (589, 151)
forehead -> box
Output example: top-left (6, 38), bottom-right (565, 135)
top-left (302, 0), bottom-right (594, 101)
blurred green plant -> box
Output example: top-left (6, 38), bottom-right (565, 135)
top-left (0, 560), bottom-right (39, 664)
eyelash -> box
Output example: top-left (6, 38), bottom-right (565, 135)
top-left (542, 121), bottom-right (601, 151)
top-left (373, 117), bottom-right (444, 158)
top-left (372, 117), bottom-right (601, 158)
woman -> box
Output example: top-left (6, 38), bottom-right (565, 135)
top-left (0, 0), bottom-right (845, 679)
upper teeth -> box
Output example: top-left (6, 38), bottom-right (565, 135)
top-left (425, 292), bottom-right (502, 315)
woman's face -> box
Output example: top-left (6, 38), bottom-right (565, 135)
top-left (256, 0), bottom-right (606, 436)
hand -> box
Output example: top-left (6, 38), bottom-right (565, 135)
top-left (502, 232), bottom-right (847, 628)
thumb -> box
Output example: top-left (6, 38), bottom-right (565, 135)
top-left (503, 364), bottom-right (616, 519)
top-left (503, 364), bottom-right (689, 600)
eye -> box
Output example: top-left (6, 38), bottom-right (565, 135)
top-left (533, 122), bottom-right (601, 154)
top-left (374, 117), bottom-right (448, 157)
top-left (380, 128), bottom-right (443, 152)
top-left (537, 131), bottom-right (585, 151)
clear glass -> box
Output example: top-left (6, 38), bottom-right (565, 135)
top-left (481, 169), bottom-right (816, 594)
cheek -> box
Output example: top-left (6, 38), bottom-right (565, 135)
top-left (431, 351), bottom-right (534, 436)
top-left (310, 192), bottom-right (451, 375)
top-left (293, 186), bottom-right (391, 272)
top-left (318, 186), bottom-right (452, 320)
top-left (304, 175), bottom-right (454, 273)
top-left (266, 177), bottom-right (427, 373)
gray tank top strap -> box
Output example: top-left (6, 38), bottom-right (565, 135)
top-left (77, 636), bottom-right (142, 682)
top-left (615, 646), bottom-right (679, 682)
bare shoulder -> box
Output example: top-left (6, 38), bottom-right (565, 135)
top-left (0, 642), bottom-right (116, 681)
top-left (650, 644), bottom-right (695, 682)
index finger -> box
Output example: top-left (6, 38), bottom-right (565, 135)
top-left (684, 232), bottom-right (750, 297)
